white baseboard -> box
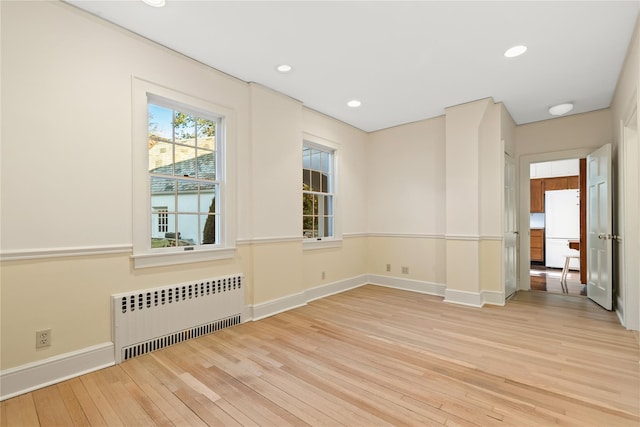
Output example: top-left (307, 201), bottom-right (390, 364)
top-left (366, 274), bottom-right (446, 297)
top-left (0, 342), bottom-right (114, 401)
top-left (443, 289), bottom-right (505, 307)
top-left (443, 289), bottom-right (483, 307)
top-left (249, 291), bottom-right (307, 321)
top-left (249, 275), bottom-right (370, 321)
top-left (481, 290), bottom-right (505, 306)
top-left (306, 275), bottom-right (368, 302)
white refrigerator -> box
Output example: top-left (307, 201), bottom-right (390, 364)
top-left (545, 189), bottom-right (580, 269)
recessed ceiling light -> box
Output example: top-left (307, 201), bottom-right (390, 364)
top-left (347, 100), bottom-right (362, 108)
top-left (504, 45), bottom-right (527, 58)
top-left (142, 0), bottom-right (166, 7)
top-left (276, 64), bottom-right (292, 73)
top-left (548, 103), bottom-right (574, 116)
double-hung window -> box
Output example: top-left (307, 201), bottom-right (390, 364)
top-left (148, 101), bottom-right (220, 248)
top-left (303, 142), bottom-right (335, 240)
top-left (132, 78), bottom-right (235, 268)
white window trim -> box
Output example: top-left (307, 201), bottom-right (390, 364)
top-left (131, 77), bottom-right (237, 268)
top-left (302, 133), bottom-right (341, 250)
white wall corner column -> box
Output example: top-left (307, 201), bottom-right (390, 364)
top-left (444, 99), bottom-right (503, 307)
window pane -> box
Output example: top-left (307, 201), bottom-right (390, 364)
top-left (322, 216), bottom-right (333, 237)
top-left (174, 112), bottom-right (196, 143)
top-left (199, 136), bottom-right (216, 151)
top-left (151, 176), bottom-right (176, 197)
top-left (310, 170), bottom-right (321, 192)
top-left (148, 104), bottom-right (173, 142)
top-left (197, 152), bottom-right (216, 180)
top-left (201, 214), bottom-right (217, 245)
top-left (302, 193), bottom-right (314, 216)
top-left (323, 195), bottom-right (333, 215)
top-left (321, 151), bottom-right (331, 173)
top-left (199, 183), bottom-right (217, 214)
top-left (176, 179), bottom-right (198, 213)
top-left (151, 211), bottom-right (163, 238)
top-left (197, 118), bottom-right (216, 150)
top-left (303, 169), bottom-right (311, 189)
top-left (177, 214), bottom-right (197, 246)
top-left (313, 194), bottom-right (319, 216)
top-left (311, 149), bottom-right (321, 170)
top-left (174, 146), bottom-right (197, 177)
top-left (302, 148), bottom-right (311, 169)
top-left (149, 142), bottom-right (174, 173)
top-left (151, 213), bottom-right (176, 248)
top-left (303, 216), bottom-right (318, 238)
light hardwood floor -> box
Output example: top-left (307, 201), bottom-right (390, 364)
top-left (2, 285), bottom-right (639, 426)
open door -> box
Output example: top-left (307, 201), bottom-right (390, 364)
top-left (504, 153), bottom-right (517, 299)
top-left (587, 144), bottom-right (612, 310)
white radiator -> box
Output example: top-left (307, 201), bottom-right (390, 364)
top-left (112, 274), bottom-right (243, 363)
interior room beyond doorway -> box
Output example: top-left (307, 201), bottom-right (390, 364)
top-left (529, 158), bottom-right (586, 296)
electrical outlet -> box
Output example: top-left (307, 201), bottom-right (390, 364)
top-left (402, 266), bottom-right (409, 274)
top-left (386, 264), bottom-right (391, 272)
top-left (321, 271), bottom-right (326, 280)
top-left (36, 329), bottom-right (51, 349)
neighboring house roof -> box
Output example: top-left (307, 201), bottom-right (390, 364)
top-left (150, 152), bottom-right (216, 194)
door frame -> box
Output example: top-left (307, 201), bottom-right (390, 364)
top-left (504, 151), bottom-right (517, 299)
top-left (618, 102), bottom-right (639, 330)
top-left (518, 148), bottom-right (594, 291)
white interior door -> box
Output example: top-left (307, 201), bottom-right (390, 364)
top-left (587, 144), bottom-right (612, 310)
top-left (504, 154), bottom-right (517, 299)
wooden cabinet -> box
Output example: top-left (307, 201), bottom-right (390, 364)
top-left (530, 175), bottom-right (579, 213)
top-left (544, 177), bottom-right (568, 191)
top-left (530, 229), bottom-right (545, 262)
top-left (530, 179), bottom-right (544, 213)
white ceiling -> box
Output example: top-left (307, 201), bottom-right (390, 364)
top-left (67, 1), bottom-right (639, 132)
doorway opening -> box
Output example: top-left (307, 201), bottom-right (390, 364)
top-left (529, 158), bottom-right (586, 296)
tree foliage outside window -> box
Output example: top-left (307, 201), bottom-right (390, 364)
top-left (202, 198), bottom-right (217, 244)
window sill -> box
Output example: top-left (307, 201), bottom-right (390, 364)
top-left (303, 238), bottom-right (342, 251)
top-left (131, 247), bottom-right (235, 269)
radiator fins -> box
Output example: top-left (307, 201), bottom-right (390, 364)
top-left (121, 314), bottom-right (241, 361)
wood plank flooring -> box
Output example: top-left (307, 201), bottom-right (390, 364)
top-left (530, 265), bottom-right (585, 295)
top-left (2, 285), bottom-right (639, 426)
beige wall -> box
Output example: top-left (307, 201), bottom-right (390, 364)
top-left (479, 102), bottom-right (502, 238)
top-left (367, 116), bottom-right (446, 235)
top-left (515, 109), bottom-right (612, 157)
top-left (366, 236), bottom-right (446, 285)
top-left (303, 237), bottom-right (368, 290)
top-left (0, 1), bottom-right (369, 371)
top-left (445, 99), bottom-right (492, 237)
top-left (249, 84), bottom-right (302, 240)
